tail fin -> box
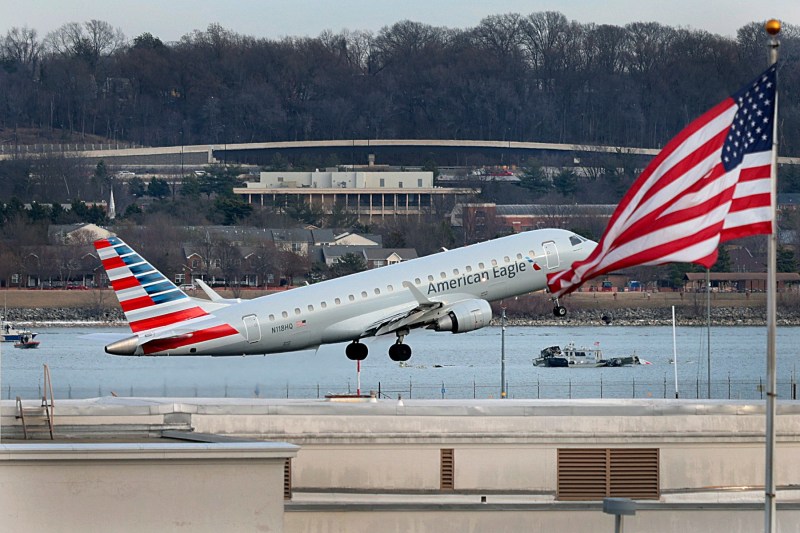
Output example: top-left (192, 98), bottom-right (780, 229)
top-left (94, 237), bottom-right (210, 335)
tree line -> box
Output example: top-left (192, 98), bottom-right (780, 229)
top-left (1, 13), bottom-right (798, 154)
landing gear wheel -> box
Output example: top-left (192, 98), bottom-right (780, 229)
top-left (553, 305), bottom-right (567, 317)
top-left (345, 341), bottom-right (368, 361)
top-left (389, 342), bottom-right (412, 362)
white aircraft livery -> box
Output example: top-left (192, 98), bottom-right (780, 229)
top-left (94, 229), bottom-right (595, 360)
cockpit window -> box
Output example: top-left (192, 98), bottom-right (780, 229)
top-left (569, 235), bottom-right (584, 246)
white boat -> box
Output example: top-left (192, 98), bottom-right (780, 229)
top-left (533, 342), bottom-right (643, 368)
top-left (1, 319), bottom-right (37, 343)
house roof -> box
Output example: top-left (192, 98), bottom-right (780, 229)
top-left (494, 204), bottom-right (616, 216)
top-left (48, 223), bottom-right (114, 243)
top-left (271, 228), bottom-right (313, 243)
top-left (310, 229), bottom-right (336, 244)
top-left (331, 232), bottom-right (382, 246)
top-left (364, 248), bottom-right (418, 261)
top-left (319, 246), bottom-right (367, 262)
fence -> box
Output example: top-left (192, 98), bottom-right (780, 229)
top-left (6, 376), bottom-right (798, 402)
top-left (0, 143), bottom-right (140, 154)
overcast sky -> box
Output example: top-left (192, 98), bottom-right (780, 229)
top-left (0, 0), bottom-right (797, 42)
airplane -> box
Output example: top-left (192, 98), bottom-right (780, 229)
top-left (93, 228), bottom-right (596, 360)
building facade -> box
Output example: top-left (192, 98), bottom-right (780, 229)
top-left (233, 170), bottom-right (477, 220)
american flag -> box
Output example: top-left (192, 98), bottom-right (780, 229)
top-left (548, 65), bottom-right (777, 298)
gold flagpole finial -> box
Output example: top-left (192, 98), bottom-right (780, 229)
top-left (765, 19), bottom-right (781, 36)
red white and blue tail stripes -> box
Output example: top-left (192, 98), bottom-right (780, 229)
top-left (94, 237), bottom-right (240, 355)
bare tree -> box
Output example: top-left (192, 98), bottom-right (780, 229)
top-left (472, 13), bottom-right (525, 58)
top-left (2, 26), bottom-right (41, 72)
top-left (83, 20), bottom-right (125, 58)
top-left (44, 20), bottom-right (124, 63)
top-left (214, 239), bottom-right (243, 293)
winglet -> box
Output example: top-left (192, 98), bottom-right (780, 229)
top-left (402, 281), bottom-right (433, 306)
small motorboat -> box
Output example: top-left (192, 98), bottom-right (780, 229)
top-left (13, 335), bottom-right (40, 349)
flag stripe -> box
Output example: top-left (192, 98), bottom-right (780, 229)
top-left (721, 221), bottom-right (772, 242)
top-left (547, 65), bottom-right (776, 298)
top-left (572, 108), bottom-right (736, 279)
top-left (606, 101), bottom-right (736, 231)
top-left (613, 164), bottom-right (732, 250)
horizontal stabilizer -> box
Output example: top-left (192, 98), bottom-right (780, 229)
top-left (196, 279), bottom-right (241, 305)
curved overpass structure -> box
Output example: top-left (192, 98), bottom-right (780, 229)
top-left (2, 139), bottom-right (798, 166)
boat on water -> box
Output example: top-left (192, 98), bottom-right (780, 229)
top-left (1, 319), bottom-right (37, 343)
top-left (13, 339), bottom-right (40, 349)
top-left (533, 342), bottom-right (644, 368)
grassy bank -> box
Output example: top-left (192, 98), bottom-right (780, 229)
top-left (0, 288), bottom-right (269, 310)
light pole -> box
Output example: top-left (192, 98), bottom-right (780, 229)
top-left (177, 127), bottom-right (184, 202)
top-left (501, 306), bottom-right (507, 398)
top-left (603, 498), bottom-right (636, 533)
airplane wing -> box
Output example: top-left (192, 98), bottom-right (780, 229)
top-left (372, 282), bottom-right (442, 336)
top-left (367, 282), bottom-right (491, 338)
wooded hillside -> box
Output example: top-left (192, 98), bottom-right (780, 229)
top-left (1, 13), bottom-right (798, 152)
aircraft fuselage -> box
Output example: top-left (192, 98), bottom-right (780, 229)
top-left (158, 228), bottom-right (593, 356)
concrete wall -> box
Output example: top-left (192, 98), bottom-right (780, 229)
top-left (4, 398), bottom-right (800, 532)
top-left (283, 506), bottom-right (800, 533)
top-left (0, 442), bottom-right (297, 532)
top-left (182, 399), bottom-right (800, 494)
top-left (8, 398), bottom-right (799, 495)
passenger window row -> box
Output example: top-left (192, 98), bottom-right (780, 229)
top-left (266, 249), bottom-right (537, 321)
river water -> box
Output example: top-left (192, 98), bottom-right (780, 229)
top-left (2, 324), bottom-right (799, 400)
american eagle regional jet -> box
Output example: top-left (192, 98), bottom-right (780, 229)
top-left (94, 229), bottom-right (595, 360)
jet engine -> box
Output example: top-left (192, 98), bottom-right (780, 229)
top-left (432, 299), bottom-right (492, 333)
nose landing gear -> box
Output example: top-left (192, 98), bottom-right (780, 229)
top-left (552, 297), bottom-right (567, 317)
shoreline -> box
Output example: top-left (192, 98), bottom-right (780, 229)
top-left (0, 289), bottom-right (795, 328)
top-left (6, 308), bottom-right (800, 328)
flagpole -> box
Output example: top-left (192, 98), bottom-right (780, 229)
top-left (764, 18), bottom-right (781, 533)
top-left (672, 306), bottom-right (679, 398)
top-left (706, 268), bottom-right (711, 399)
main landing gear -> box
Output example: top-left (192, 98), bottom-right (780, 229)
top-left (388, 329), bottom-right (412, 362)
top-left (346, 332), bottom-right (413, 362)
top-left (388, 340), bottom-right (412, 362)
top-left (345, 340), bottom-right (368, 361)
top-left (552, 297), bottom-right (567, 318)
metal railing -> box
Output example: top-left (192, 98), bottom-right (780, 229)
top-left (3, 375), bottom-right (796, 401)
top-left (14, 364), bottom-right (55, 439)
top-left (0, 143), bottom-right (141, 154)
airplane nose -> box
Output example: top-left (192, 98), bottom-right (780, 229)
top-left (578, 239), bottom-right (598, 260)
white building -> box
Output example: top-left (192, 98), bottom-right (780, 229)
top-left (233, 170), bottom-right (477, 221)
